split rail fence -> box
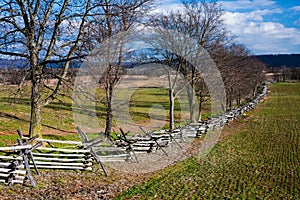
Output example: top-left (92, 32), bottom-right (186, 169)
top-left (19, 130), bottom-right (93, 171)
top-left (0, 136), bottom-right (41, 187)
top-left (0, 84), bottom-right (268, 185)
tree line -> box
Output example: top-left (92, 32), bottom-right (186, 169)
top-left (0, 0), bottom-right (266, 137)
top-left (256, 54), bottom-right (300, 68)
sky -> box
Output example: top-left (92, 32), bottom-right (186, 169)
top-left (153, 0), bottom-right (300, 55)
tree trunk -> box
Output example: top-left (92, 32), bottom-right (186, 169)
top-left (236, 93), bottom-right (241, 105)
top-left (253, 84), bottom-right (258, 97)
top-left (197, 98), bottom-right (203, 122)
top-left (190, 67), bottom-right (196, 123)
top-left (104, 84), bottom-right (113, 139)
top-left (227, 97), bottom-right (232, 110)
top-left (29, 46), bottom-right (43, 137)
top-left (169, 89), bottom-right (175, 130)
top-left (187, 88), bottom-right (196, 123)
top-left (29, 76), bottom-right (43, 137)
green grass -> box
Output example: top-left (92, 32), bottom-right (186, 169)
top-left (0, 85), bottom-right (210, 146)
top-left (129, 88), bottom-right (191, 123)
top-left (0, 85), bottom-right (76, 134)
top-left (0, 134), bottom-right (19, 146)
top-left (0, 85), bottom-right (210, 134)
top-left (117, 82), bottom-right (300, 199)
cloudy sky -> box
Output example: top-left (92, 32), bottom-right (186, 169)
top-left (154, 0), bottom-right (300, 55)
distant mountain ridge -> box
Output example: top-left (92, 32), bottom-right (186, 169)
top-left (1, 54), bottom-right (300, 69)
top-left (0, 59), bottom-right (28, 68)
top-left (255, 54), bottom-right (300, 68)
top-left (0, 59), bottom-right (81, 69)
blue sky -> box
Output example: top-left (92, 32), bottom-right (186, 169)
top-left (154, 0), bottom-right (300, 55)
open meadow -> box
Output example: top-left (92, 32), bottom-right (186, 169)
top-left (0, 82), bottom-right (298, 199)
top-left (117, 82), bottom-right (300, 199)
top-left (0, 84), bottom-right (199, 140)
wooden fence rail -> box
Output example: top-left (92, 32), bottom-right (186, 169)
top-left (19, 131), bottom-right (93, 171)
top-left (0, 135), bottom-right (41, 187)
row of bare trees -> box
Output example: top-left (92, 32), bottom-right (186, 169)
top-left (266, 66), bottom-right (300, 82)
top-left (0, 0), bottom-right (266, 137)
top-left (214, 44), bottom-right (266, 108)
top-left (141, 0), bottom-right (266, 129)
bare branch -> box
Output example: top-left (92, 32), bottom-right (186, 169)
top-left (0, 50), bottom-right (28, 58)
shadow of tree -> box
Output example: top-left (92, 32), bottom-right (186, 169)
top-left (0, 112), bottom-right (76, 134)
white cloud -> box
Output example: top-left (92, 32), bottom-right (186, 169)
top-left (151, 0), bottom-right (182, 14)
top-left (222, 9), bottom-right (300, 54)
top-left (220, 0), bottom-right (276, 11)
top-left (291, 6), bottom-right (300, 11)
top-left (222, 9), bottom-right (282, 33)
top-left (151, 4), bottom-right (182, 14)
top-left (152, 0), bottom-right (300, 54)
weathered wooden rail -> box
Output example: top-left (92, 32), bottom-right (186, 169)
top-left (0, 154), bottom-right (27, 186)
top-left (0, 136), bottom-right (41, 187)
top-left (19, 131), bottom-right (93, 171)
top-left (113, 128), bottom-right (184, 156)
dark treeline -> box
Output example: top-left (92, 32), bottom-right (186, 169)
top-left (255, 54), bottom-right (300, 82)
top-left (255, 54), bottom-right (300, 68)
top-left (2, 54), bottom-right (299, 70)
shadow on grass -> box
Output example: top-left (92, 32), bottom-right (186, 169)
top-left (0, 97), bottom-right (73, 112)
top-left (0, 97), bottom-right (108, 114)
top-left (0, 112), bottom-right (76, 134)
top-left (0, 97), bottom-right (30, 105)
top-left (129, 100), bottom-right (183, 111)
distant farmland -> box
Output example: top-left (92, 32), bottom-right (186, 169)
top-left (117, 82), bottom-right (300, 199)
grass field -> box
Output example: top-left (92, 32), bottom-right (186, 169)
top-left (0, 85), bottom-right (75, 134)
top-left (117, 82), bottom-right (300, 199)
top-left (0, 85), bottom-right (201, 136)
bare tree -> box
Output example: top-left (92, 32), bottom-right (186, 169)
top-left (161, 54), bottom-right (190, 130)
top-left (85, 0), bottom-right (153, 137)
top-left (194, 75), bottom-right (209, 121)
top-left (0, 0), bottom-right (104, 136)
top-left (183, 0), bottom-right (229, 120)
top-left (215, 43), bottom-right (266, 109)
top-left (149, 0), bottom-right (228, 122)
top-left (215, 43), bottom-right (247, 109)
top-left (247, 56), bottom-right (266, 97)
top-left (291, 67), bottom-right (300, 80)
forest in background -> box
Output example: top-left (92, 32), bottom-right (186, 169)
top-left (256, 54), bottom-right (300, 68)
